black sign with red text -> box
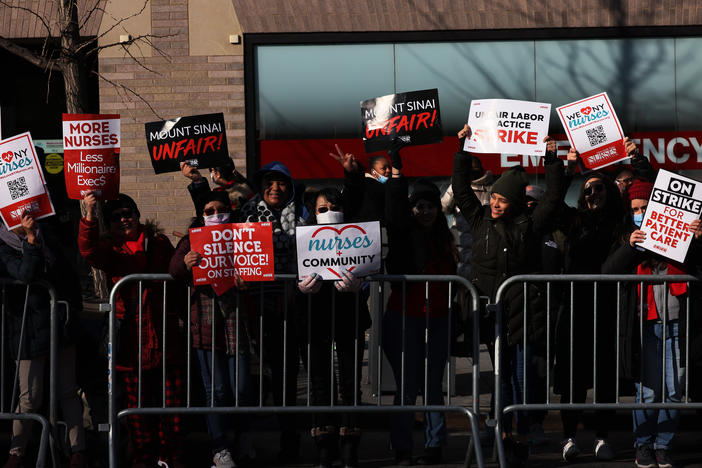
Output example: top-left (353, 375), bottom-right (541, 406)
top-left (145, 113), bottom-right (230, 174)
top-left (361, 88), bottom-right (442, 154)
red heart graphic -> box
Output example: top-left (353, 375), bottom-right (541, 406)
top-left (310, 225), bottom-right (368, 277)
top-left (580, 107), bottom-right (592, 116)
top-left (1, 151), bottom-right (13, 163)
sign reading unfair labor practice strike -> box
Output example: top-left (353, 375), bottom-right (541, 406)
top-left (465, 99), bottom-right (551, 156)
top-left (190, 222), bottom-right (274, 295)
top-left (638, 170), bottom-right (702, 263)
top-left (0, 132), bottom-right (55, 229)
top-left (361, 89), bottom-right (442, 154)
top-left (145, 113), bottom-right (230, 174)
top-left (62, 114), bottom-right (120, 200)
top-left (296, 221), bottom-right (381, 280)
top-left (557, 92), bottom-right (627, 170)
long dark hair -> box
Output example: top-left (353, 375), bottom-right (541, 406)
top-left (307, 187), bottom-right (343, 225)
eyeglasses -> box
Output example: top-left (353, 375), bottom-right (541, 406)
top-left (615, 177), bottom-right (634, 186)
top-left (203, 207), bottom-right (228, 216)
top-left (584, 183), bottom-right (605, 197)
top-left (109, 209), bottom-right (134, 223)
top-left (316, 205), bottom-right (339, 214)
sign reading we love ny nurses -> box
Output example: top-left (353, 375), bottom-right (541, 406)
top-left (296, 221), bottom-right (381, 280)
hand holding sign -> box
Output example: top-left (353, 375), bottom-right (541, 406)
top-left (83, 190), bottom-right (99, 222)
top-left (691, 219), bottom-right (702, 240)
top-left (629, 229), bottom-right (646, 247)
top-left (20, 211), bottom-right (37, 245)
top-left (334, 269), bottom-right (362, 293)
top-left (298, 273), bottom-right (322, 294)
top-left (184, 250), bottom-right (202, 270)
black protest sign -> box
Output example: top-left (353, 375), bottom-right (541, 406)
top-left (145, 113), bottom-right (230, 174)
top-left (361, 89), bottom-right (442, 154)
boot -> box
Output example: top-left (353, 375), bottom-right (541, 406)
top-left (340, 433), bottom-right (360, 468)
top-left (312, 427), bottom-right (338, 468)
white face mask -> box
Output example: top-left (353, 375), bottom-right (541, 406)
top-left (204, 212), bottom-right (230, 226)
top-left (316, 210), bottom-right (344, 224)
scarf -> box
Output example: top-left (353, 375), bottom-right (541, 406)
top-left (0, 223), bottom-right (56, 267)
top-left (637, 262), bottom-right (688, 321)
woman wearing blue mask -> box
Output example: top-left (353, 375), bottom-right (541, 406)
top-left (169, 191), bottom-right (253, 468)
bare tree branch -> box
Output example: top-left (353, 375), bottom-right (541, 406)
top-left (0, 35), bottom-right (61, 71)
top-left (94, 70), bottom-right (165, 120)
top-left (94, 0), bottom-right (149, 41)
top-left (79, 0), bottom-right (106, 30)
top-left (75, 30), bottom-right (174, 55)
top-left (0, 0), bottom-right (54, 37)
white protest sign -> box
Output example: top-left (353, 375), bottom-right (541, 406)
top-left (638, 170), bottom-right (702, 263)
top-left (296, 221), bottom-right (381, 280)
top-left (556, 92), bottom-right (627, 170)
top-left (465, 99), bottom-right (551, 156)
top-left (0, 132), bottom-right (55, 229)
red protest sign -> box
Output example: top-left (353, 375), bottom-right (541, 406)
top-left (62, 114), bottom-right (120, 200)
top-left (189, 222), bottom-right (274, 294)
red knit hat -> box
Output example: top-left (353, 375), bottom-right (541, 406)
top-left (628, 178), bottom-right (653, 201)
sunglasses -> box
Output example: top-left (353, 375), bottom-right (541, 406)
top-left (203, 207), bottom-right (228, 216)
top-left (109, 209), bottom-right (135, 223)
top-left (615, 177), bottom-right (634, 185)
top-left (316, 205), bottom-right (339, 214)
top-left (584, 183), bottom-right (605, 197)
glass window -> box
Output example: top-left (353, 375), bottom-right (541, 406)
top-left (674, 38), bottom-right (702, 131)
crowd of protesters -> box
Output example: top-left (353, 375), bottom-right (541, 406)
top-left (0, 124), bottom-right (701, 468)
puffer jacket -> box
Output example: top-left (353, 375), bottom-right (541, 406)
top-left (452, 150), bottom-right (565, 346)
top-left (78, 218), bottom-right (184, 372)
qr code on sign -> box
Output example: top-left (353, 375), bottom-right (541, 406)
top-left (585, 125), bottom-right (607, 146)
top-left (7, 177), bottom-right (29, 200)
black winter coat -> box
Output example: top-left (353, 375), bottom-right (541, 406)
top-left (343, 167), bottom-right (386, 224)
top-left (452, 151), bottom-right (565, 347)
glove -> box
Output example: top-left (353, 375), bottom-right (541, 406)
top-left (334, 269), bottom-right (362, 293)
top-left (298, 273), bottom-right (322, 294)
top-left (387, 137), bottom-right (406, 170)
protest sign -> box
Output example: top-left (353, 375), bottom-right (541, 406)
top-left (557, 92), bottom-right (627, 170)
top-left (190, 222), bottom-right (274, 294)
top-left (145, 113), bottom-right (230, 174)
top-left (361, 89), bottom-right (442, 154)
top-left (0, 132), bottom-right (55, 229)
top-left (296, 221), bottom-right (381, 280)
top-left (465, 99), bottom-right (551, 156)
top-left (62, 114), bottom-right (120, 200)
top-left (637, 169), bottom-right (702, 263)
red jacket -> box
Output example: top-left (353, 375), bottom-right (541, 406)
top-left (78, 218), bottom-right (183, 371)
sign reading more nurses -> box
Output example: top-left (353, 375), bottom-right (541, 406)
top-left (465, 99), bottom-right (551, 156)
top-left (638, 169), bottom-right (702, 263)
top-left (190, 222), bottom-right (274, 294)
top-left (0, 132), bottom-right (55, 229)
top-left (557, 92), bottom-right (627, 170)
top-left (62, 114), bottom-right (120, 200)
top-left (296, 221), bottom-right (381, 280)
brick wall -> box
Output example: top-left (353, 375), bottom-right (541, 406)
top-left (98, 0), bottom-right (245, 241)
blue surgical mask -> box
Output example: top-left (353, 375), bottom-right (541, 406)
top-left (633, 213), bottom-right (644, 227)
top-left (373, 171), bottom-right (388, 184)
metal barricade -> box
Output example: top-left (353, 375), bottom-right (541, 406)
top-left (105, 273), bottom-right (485, 468)
top-left (491, 274), bottom-right (701, 468)
top-left (0, 279), bottom-right (58, 468)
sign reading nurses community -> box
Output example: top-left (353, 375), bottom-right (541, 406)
top-left (62, 114), bottom-right (120, 200)
top-left (0, 132), bottom-right (55, 229)
top-left (145, 113), bottom-right (231, 174)
top-left (638, 169), bottom-right (702, 263)
top-left (361, 89), bottom-right (442, 154)
top-left (465, 99), bottom-right (551, 156)
top-left (557, 92), bottom-right (627, 170)
top-left (296, 221), bottom-right (381, 280)
top-left (189, 222), bottom-right (274, 294)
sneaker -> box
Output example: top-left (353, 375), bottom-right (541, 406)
top-left (529, 423), bottom-right (549, 446)
top-left (635, 445), bottom-right (658, 468)
top-left (213, 449), bottom-right (237, 468)
top-left (561, 438), bottom-right (580, 461)
top-left (594, 438), bottom-right (615, 460)
top-left (655, 448), bottom-right (674, 468)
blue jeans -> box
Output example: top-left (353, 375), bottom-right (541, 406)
top-left (382, 312), bottom-right (449, 451)
top-left (633, 321), bottom-right (684, 450)
top-left (501, 344), bottom-right (531, 436)
top-left (197, 349), bottom-right (252, 454)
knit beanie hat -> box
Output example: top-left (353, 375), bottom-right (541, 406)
top-left (525, 184), bottom-right (545, 201)
top-left (628, 178), bottom-right (653, 201)
top-left (103, 193), bottom-right (140, 220)
top-left (202, 190), bottom-right (232, 209)
top-left (491, 166), bottom-right (529, 209)
top-left (409, 179), bottom-right (441, 208)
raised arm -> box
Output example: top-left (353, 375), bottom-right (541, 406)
top-left (531, 137), bottom-right (566, 233)
top-left (625, 137), bottom-right (656, 182)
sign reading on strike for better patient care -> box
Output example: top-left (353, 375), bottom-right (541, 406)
top-left (145, 113), bottom-right (230, 174)
top-left (361, 89), bottom-right (442, 154)
top-left (638, 169), bottom-right (702, 263)
top-left (190, 222), bottom-right (274, 294)
top-left (296, 221), bottom-right (381, 280)
top-left (465, 99), bottom-right (551, 156)
top-left (557, 92), bottom-right (627, 170)
top-left (62, 114), bottom-right (120, 200)
top-left (0, 132), bottom-right (55, 230)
